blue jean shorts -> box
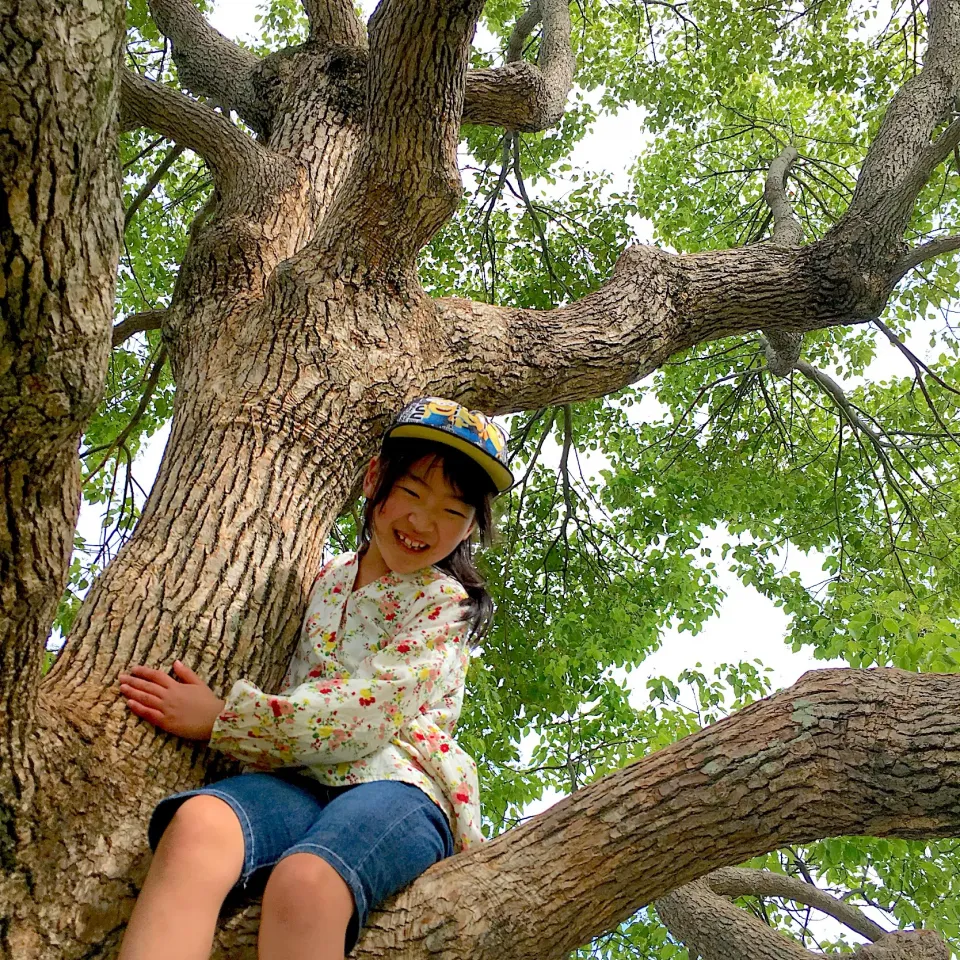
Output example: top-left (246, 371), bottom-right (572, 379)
top-left (149, 771), bottom-right (454, 953)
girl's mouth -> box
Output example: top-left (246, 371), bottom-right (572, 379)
top-left (395, 531), bottom-right (428, 553)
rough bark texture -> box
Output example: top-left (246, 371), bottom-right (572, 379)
top-left (657, 878), bottom-right (951, 960)
top-left (0, 0), bottom-right (123, 819)
top-left (654, 868), bottom-right (949, 959)
top-left (3, 0), bottom-right (960, 956)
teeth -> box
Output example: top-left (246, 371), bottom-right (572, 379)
top-left (397, 532), bottom-right (427, 551)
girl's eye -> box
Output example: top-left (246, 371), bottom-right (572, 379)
top-left (399, 486), bottom-right (419, 497)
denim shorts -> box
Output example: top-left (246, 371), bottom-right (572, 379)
top-left (149, 771), bottom-right (454, 952)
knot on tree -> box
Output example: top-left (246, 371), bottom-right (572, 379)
top-left (256, 43), bottom-right (368, 123)
top-left (613, 243), bottom-right (677, 276)
top-left (763, 328), bottom-right (804, 376)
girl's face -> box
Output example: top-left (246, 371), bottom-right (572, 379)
top-left (360, 454), bottom-right (477, 580)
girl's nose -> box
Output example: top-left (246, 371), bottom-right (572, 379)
top-left (407, 512), bottom-right (431, 533)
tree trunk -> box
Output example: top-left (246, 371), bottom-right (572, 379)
top-left (0, 0), bottom-right (123, 904)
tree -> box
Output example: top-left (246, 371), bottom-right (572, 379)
top-left (2, 0), bottom-right (960, 955)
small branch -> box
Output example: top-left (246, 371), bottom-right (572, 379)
top-left (300, 0), bottom-right (366, 46)
top-left (511, 136), bottom-right (571, 298)
top-left (791, 354), bottom-right (893, 448)
top-left (83, 346), bottom-right (169, 477)
top-left (873, 317), bottom-right (960, 398)
top-left (705, 867), bottom-right (888, 942)
top-left (871, 317), bottom-right (960, 447)
top-left (124, 143), bottom-right (185, 232)
top-left (463, 0), bottom-right (574, 131)
top-left (120, 70), bottom-right (261, 189)
top-left (760, 146), bottom-right (805, 375)
top-left (541, 404), bottom-right (575, 587)
top-left (112, 309), bottom-right (167, 349)
top-left (892, 233), bottom-right (960, 281)
top-left (146, 0), bottom-right (272, 137)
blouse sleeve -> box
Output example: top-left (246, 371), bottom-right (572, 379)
top-left (208, 581), bottom-right (470, 768)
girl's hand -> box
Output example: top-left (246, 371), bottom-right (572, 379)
top-left (118, 661), bottom-right (226, 741)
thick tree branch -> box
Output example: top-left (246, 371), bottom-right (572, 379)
top-left (463, 0), bottom-right (575, 131)
top-left (301, 0), bottom-right (366, 46)
top-left (120, 70), bottom-right (262, 190)
top-left (145, 0), bottom-right (272, 137)
top-left (112, 309), bottom-right (167, 349)
top-left (329, 668), bottom-right (960, 960)
top-left (657, 870), bottom-right (950, 960)
top-left (705, 867), bottom-right (888, 941)
top-left (844, 0), bottom-right (960, 230)
top-left (0, 0), bottom-right (123, 776)
top-left (311, 0), bottom-right (486, 271)
top-left (856, 932), bottom-right (951, 959)
top-left (433, 235), bottom-right (893, 415)
top-left (656, 877), bottom-right (814, 959)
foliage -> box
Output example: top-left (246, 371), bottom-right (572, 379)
top-left (63, 0), bottom-right (960, 954)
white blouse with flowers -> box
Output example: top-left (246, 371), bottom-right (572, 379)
top-left (209, 551), bottom-right (483, 851)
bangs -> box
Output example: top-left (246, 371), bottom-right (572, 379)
top-left (382, 440), bottom-right (495, 507)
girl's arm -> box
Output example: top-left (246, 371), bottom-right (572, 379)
top-left (208, 586), bottom-right (470, 769)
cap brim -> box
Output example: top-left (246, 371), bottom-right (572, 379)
top-left (386, 424), bottom-right (513, 493)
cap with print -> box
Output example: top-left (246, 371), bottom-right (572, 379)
top-left (384, 397), bottom-right (513, 494)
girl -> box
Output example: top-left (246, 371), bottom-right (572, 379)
top-left (117, 397), bottom-right (512, 960)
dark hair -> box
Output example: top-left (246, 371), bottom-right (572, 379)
top-left (358, 437), bottom-right (498, 640)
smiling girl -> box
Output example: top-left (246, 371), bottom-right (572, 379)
top-left (117, 397), bottom-right (511, 960)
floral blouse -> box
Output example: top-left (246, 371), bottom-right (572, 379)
top-left (209, 551), bottom-right (483, 851)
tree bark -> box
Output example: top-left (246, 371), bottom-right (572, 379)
top-left (349, 669), bottom-right (960, 960)
top-left (656, 875), bottom-right (951, 960)
top-left (0, 0), bottom-right (123, 799)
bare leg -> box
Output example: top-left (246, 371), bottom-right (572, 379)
top-left (258, 853), bottom-right (354, 960)
top-left (119, 796), bottom-right (244, 960)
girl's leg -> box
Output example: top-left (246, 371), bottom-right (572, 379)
top-left (258, 853), bottom-right (354, 960)
top-left (258, 781), bottom-right (454, 960)
top-left (119, 795), bottom-right (244, 960)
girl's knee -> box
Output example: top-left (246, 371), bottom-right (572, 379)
top-left (154, 795), bottom-right (244, 884)
top-left (263, 853), bottom-right (353, 925)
